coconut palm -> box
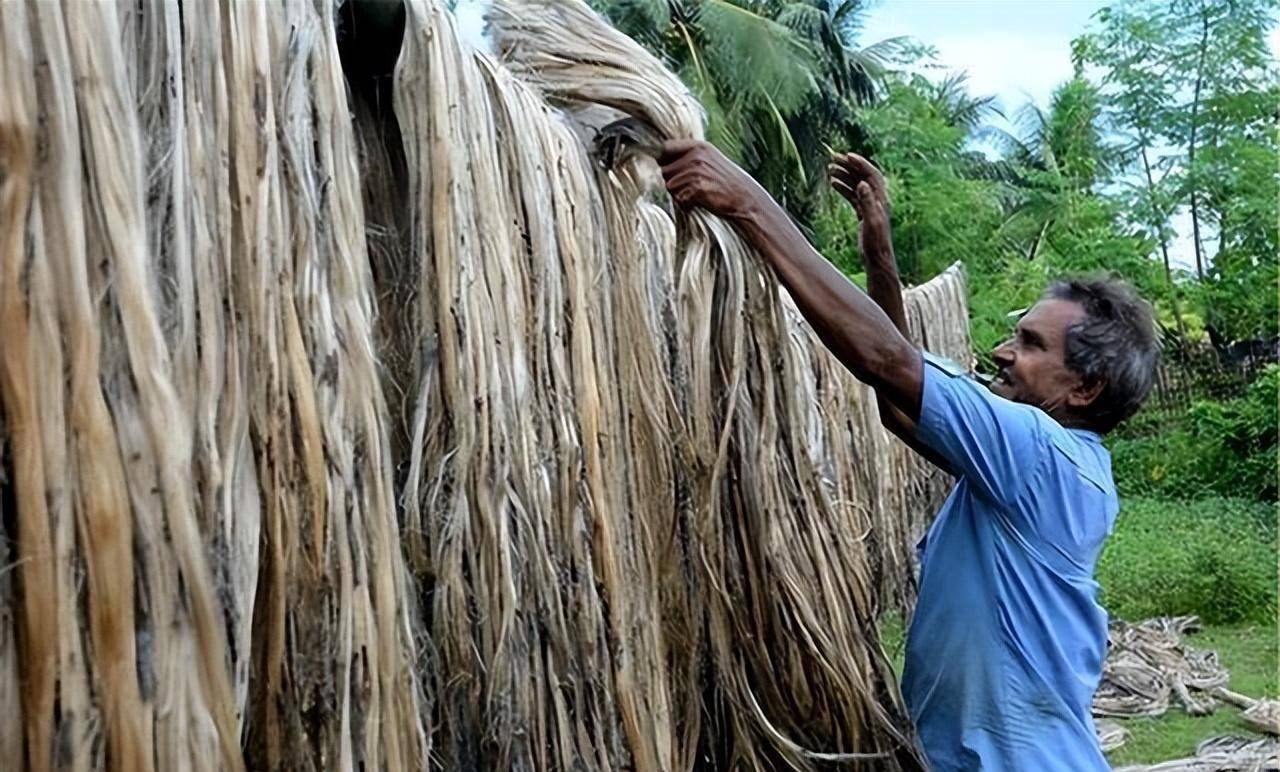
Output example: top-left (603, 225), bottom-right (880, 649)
top-left (591, 0), bottom-right (906, 223)
top-left (995, 77), bottom-right (1115, 261)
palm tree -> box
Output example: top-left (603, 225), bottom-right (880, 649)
top-left (995, 77), bottom-right (1112, 261)
top-left (591, 0), bottom-right (905, 224)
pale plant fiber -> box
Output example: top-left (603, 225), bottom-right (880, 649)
top-left (0, 1), bottom-right (971, 769)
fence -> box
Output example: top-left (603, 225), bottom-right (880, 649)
top-left (1140, 340), bottom-right (1275, 424)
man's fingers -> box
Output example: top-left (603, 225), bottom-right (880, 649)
top-left (830, 176), bottom-right (856, 201)
top-left (832, 153), bottom-right (888, 199)
top-left (827, 162), bottom-right (854, 181)
top-left (660, 153), bottom-right (696, 183)
top-left (830, 162), bottom-right (868, 191)
top-left (828, 165), bottom-right (861, 194)
top-left (837, 152), bottom-right (882, 181)
top-left (658, 138), bottom-right (700, 165)
top-left (664, 167), bottom-right (702, 208)
top-left (829, 177), bottom-right (869, 221)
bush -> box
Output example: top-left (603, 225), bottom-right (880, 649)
top-left (1097, 497), bottom-right (1277, 625)
top-left (1110, 366), bottom-right (1278, 501)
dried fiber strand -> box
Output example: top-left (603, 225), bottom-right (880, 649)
top-left (0, 1), bottom-right (975, 769)
top-left (1114, 735), bottom-right (1278, 772)
top-left (0, 1), bottom-right (426, 769)
top-left (487, 2), bottom-right (935, 768)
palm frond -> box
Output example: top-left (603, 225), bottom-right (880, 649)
top-left (927, 72), bottom-right (1001, 131)
top-left (765, 92), bottom-right (807, 182)
top-left (694, 0), bottom-right (818, 114)
top-left (956, 152), bottom-right (1027, 186)
top-left (592, 0), bottom-right (673, 43)
top-left (828, 0), bottom-right (868, 41)
top-left (1011, 102), bottom-right (1056, 170)
top-left (775, 2), bottom-right (824, 38)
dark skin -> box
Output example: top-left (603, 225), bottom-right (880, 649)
top-left (659, 140), bottom-right (1107, 468)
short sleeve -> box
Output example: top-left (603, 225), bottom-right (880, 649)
top-left (914, 352), bottom-right (1046, 507)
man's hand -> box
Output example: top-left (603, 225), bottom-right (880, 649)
top-left (828, 153), bottom-right (893, 262)
top-left (659, 140), bottom-right (768, 222)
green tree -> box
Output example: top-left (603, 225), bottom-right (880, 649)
top-left (845, 74), bottom-right (1006, 282)
top-left (1183, 0), bottom-right (1279, 339)
top-left (996, 78), bottom-right (1114, 261)
top-left (590, 0), bottom-right (905, 223)
top-left (1077, 0), bottom-right (1279, 340)
top-left (1071, 3), bottom-right (1190, 332)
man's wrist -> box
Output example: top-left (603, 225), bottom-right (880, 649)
top-left (861, 249), bottom-right (899, 274)
top-left (729, 188), bottom-right (769, 227)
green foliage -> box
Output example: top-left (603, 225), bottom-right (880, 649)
top-left (1194, 119), bottom-right (1280, 339)
top-left (1097, 496), bottom-right (1277, 625)
top-left (852, 77), bottom-right (1007, 282)
top-left (1077, 0), bottom-right (1279, 338)
top-left (1110, 366), bottom-right (1279, 501)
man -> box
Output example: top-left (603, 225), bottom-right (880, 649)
top-left (659, 139), bottom-right (1159, 771)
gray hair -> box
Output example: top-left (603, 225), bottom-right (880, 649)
top-left (1044, 277), bottom-right (1160, 433)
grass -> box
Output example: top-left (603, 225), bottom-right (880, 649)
top-left (1105, 623), bottom-right (1278, 766)
top-left (879, 612), bottom-right (906, 677)
top-left (1097, 496), bottom-right (1277, 625)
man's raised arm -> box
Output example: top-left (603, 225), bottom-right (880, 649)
top-left (829, 154), bottom-right (953, 473)
top-left (659, 140), bottom-right (923, 422)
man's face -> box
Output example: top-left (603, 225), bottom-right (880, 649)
top-left (989, 298), bottom-right (1094, 419)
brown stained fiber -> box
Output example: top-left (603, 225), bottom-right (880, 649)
top-left (0, 6), bottom-right (56, 770)
top-left (0, 0), bottom-right (971, 769)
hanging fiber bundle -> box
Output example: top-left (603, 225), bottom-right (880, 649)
top-left (0, 0), bottom-right (971, 769)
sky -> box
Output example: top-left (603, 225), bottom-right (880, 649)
top-left (859, 0), bottom-right (1106, 115)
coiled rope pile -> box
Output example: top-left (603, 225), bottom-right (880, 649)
top-left (1094, 617), bottom-right (1279, 770)
top-left (0, 1), bottom-right (971, 769)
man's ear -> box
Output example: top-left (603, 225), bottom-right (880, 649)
top-left (1067, 376), bottom-right (1105, 409)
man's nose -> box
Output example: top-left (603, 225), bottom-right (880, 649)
top-left (991, 341), bottom-right (1014, 367)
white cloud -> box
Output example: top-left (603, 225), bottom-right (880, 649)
top-left (925, 34), bottom-right (1073, 115)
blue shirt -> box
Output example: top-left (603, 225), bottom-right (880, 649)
top-left (902, 353), bottom-right (1117, 772)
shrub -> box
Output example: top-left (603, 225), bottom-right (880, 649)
top-left (1109, 365), bottom-right (1278, 501)
top-left (1097, 497), bottom-right (1277, 625)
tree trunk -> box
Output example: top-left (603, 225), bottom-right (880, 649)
top-left (1141, 143), bottom-right (1188, 340)
top-left (1187, 1), bottom-right (1210, 279)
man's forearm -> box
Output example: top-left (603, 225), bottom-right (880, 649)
top-left (860, 239), bottom-right (915, 415)
top-left (856, 204), bottom-right (955, 473)
top-left (862, 241), bottom-right (909, 338)
top-left (732, 198), bottom-right (922, 419)
top-left (855, 229), bottom-right (957, 471)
